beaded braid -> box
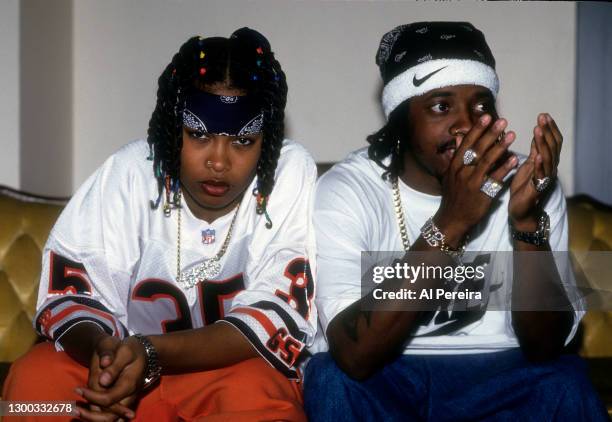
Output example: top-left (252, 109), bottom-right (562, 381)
top-left (147, 40), bottom-right (193, 213)
top-left (366, 100), bottom-right (411, 181)
top-left (146, 29), bottom-right (288, 228)
top-left (252, 52), bottom-right (287, 228)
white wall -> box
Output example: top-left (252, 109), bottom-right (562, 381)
top-left (71, 0), bottom-right (576, 194)
top-left (20, 0), bottom-right (73, 197)
top-left (0, 0), bottom-right (19, 189)
top-left (1, 1), bottom-right (576, 194)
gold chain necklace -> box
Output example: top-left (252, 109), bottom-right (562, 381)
top-left (392, 177), bottom-right (411, 252)
top-left (175, 190), bottom-right (241, 289)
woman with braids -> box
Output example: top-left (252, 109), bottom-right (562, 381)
top-left (4, 28), bottom-right (316, 421)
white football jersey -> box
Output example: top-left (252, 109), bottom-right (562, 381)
top-left (311, 147), bottom-right (583, 355)
top-left (35, 139), bottom-right (317, 379)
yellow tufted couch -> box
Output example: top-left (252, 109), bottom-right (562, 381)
top-left (0, 186), bottom-right (67, 383)
top-left (0, 185), bottom-right (611, 410)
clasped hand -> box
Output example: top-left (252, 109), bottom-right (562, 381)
top-left (75, 334), bottom-right (147, 421)
top-left (435, 112), bottom-right (562, 239)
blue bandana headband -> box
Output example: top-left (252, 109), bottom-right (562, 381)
top-left (183, 91), bottom-right (263, 136)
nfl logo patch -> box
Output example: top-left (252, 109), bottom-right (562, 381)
top-left (201, 228), bottom-right (216, 244)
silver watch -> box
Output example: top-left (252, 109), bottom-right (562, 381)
top-left (510, 211), bottom-right (550, 246)
top-left (132, 334), bottom-right (161, 389)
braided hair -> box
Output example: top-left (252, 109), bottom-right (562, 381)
top-left (366, 100), bottom-right (411, 181)
top-left (146, 27), bottom-right (287, 227)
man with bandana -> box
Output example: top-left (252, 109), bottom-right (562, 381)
top-left (305, 22), bottom-right (608, 421)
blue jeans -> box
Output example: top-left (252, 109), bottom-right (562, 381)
top-left (304, 350), bottom-right (609, 421)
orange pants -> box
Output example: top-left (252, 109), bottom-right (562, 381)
top-left (3, 342), bottom-right (306, 422)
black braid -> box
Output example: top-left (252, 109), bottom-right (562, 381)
top-left (254, 55), bottom-right (287, 227)
top-left (147, 29), bottom-right (287, 227)
top-left (366, 100), bottom-right (411, 181)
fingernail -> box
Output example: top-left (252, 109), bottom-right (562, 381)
top-left (75, 387), bottom-right (83, 395)
top-left (480, 115), bottom-right (490, 125)
top-left (74, 409), bottom-right (80, 417)
top-left (126, 411), bottom-right (136, 419)
top-left (494, 119), bottom-right (506, 130)
top-left (100, 372), bottom-right (111, 386)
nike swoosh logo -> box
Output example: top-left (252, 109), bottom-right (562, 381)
top-left (413, 66), bottom-right (447, 87)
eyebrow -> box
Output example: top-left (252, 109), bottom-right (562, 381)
top-left (473, 90), bottom-right (494, 100)
top-left (423, 89), bottom-right (494, 101)
top-left (424, 91), bottom-right (454, 100)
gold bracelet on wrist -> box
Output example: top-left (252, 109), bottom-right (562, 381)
top-left (421, 217), bottom-right (467, 263)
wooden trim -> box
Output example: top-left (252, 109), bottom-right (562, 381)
top-left (0, 185), bottom-right (69, 206)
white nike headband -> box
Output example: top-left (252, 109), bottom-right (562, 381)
top-left (375, 22), bottom-right (499, 119)
top-left (382, 58), bottom-right (499, 118)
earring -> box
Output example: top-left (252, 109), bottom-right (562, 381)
top-left (396, 138), bottom-right (401, 155)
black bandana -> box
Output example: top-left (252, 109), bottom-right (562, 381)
top-left (376, 22), bottom-right (499, 118)
top-left (183, 91), bottom-right (263, 136)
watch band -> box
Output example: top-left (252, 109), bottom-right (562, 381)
top-left (132, 334), bottom-right (161, 389)
top-left (510, 211), bottom-right (550, 246)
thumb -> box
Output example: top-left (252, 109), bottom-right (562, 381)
top-left (95, 335), bottom-right (120, 369)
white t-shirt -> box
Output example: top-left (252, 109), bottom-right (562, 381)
top-left (312, 147), bottom-right (582, 354)
top-left (35, 139), bottom-right (317, 379)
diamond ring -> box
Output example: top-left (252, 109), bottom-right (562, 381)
top-left (463, 149), bottom-right (478, 166)
top-left (534, 177), bottom-right (551, 193)
top-left (480, 177), bottom-right (502, 198)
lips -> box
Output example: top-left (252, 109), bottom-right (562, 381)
top-left (200, 180), bottom-right (230, 197)
top-left (437, 139), bottom-right (457, 162)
